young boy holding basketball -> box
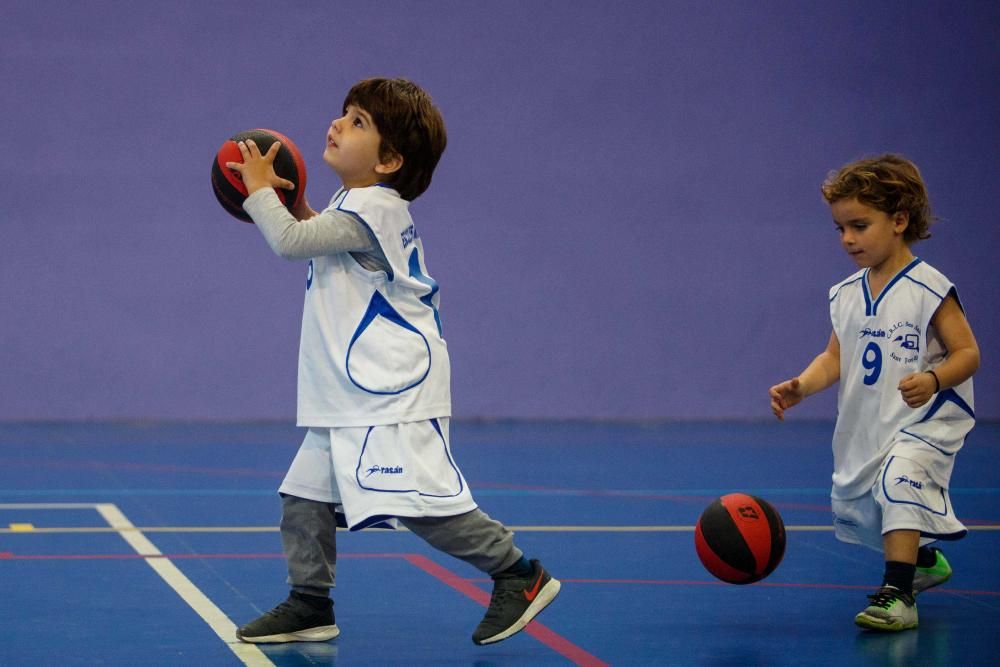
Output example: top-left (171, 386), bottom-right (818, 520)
top-left (226, 77), bottom-right (559, 646)
top-left (769, 154), bottom-right (979, 632)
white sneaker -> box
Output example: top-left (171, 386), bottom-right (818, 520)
top-left (855, 585), bottom-right (918, 632)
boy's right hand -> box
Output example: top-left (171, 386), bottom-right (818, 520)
top-left (769, 378), bottom-right (804, 421)
top-left (226, 139), bottom-right (297, 197)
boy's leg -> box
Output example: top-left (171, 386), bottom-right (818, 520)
top-left (399, 508), bottom-right (521, 575)
top-left (237, 495), bottom-right (340, 644)
top-left (281, 494), bottom-right (339, 595)
top-left (399, 509), bottom-right (560, 645)
top-left (855, 529), bottom-right (919, 632)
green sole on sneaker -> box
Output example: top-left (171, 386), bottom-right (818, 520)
top-left (855, 614), bottom-right (917, 632)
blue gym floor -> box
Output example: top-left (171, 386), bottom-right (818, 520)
top-left (1, 420), bottom-right (997, 665)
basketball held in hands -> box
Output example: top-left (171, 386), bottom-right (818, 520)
top-left (211, 129), bottom-right (307, 223)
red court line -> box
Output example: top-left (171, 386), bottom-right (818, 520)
top-left (401, 554), bottom-right (608, 667)
top-left (0, 458), bottom-right (284, 478)
top-left (479, 577), bottom-right (1000, 597)
top-left (1, 549), bottom-right (607, 664)
top-left (5, 552), bottom-right (997, 599)
top-left (0, 552), bottom-right (400, 561)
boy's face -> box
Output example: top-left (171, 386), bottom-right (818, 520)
top-left (830, 198), bottom-right (910, 272)
top-left (323, 105), bottom-right (400, 188)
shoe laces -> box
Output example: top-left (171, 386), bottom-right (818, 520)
top-left (867, 585), bottom-right (912, 609)
top-left (483, 577), bottom-right (527, 616)
top-left (264, 598), bottom-right (300, 618)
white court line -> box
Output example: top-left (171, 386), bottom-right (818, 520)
top-left (0, 503), bottom-right (273, 667)
top-left (93, 504), bottom-right (273, 667)
top-left (0, 503), bottom-right (104, 510)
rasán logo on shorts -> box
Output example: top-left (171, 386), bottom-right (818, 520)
top-left (893, 475), bottom-right (923, 490)
top-left (364, 464), bottom-right (404, 479)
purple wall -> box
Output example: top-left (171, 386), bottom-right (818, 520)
top-left (2, 1), bottom-right (997, 420)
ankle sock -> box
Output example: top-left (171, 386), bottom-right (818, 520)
top-left (916, 546), bottom-right (938, 568)
top-left (882, 561), bottom-right (916, 594)
top-left (501, 556), bottom-right (533, 578)
top-left (292, 591), bottom-right (332, 610)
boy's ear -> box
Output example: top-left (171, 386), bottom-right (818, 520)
top-left (893, 210), bottom-right (910, 233)
top-left (375, 152), bottom-right (403, 176)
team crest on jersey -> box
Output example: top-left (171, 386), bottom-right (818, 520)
top-left (887, 320), bottom-right (921, 364)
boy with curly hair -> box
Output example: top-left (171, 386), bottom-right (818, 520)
top-left (769, 154), bottom-right (979, 631)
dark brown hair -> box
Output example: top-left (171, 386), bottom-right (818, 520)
top-left (821, 154), bottom-right (933, 243)
top-left (343, 77), bottom-right (447, 201)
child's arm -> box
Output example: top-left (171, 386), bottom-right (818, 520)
top-left (897, 294), bottom-right (980, 408)
top-left (227, 139), bottom-right (381, 262)
top-left (242, 189), bottom-right (377, 260)
top-left (769, 331), bottom-right (840, 421)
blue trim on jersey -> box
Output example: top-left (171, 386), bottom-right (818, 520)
top-left (335, 194), bottom-right (394, 281)
top-left (898, 429), bottom-right (956, 457)
top-left (918, 528), bottom-right (967, 541)
top-left (918, 388), bottom-right (975, 422)
top-left (901, 275), bottom-right (945, 301)
top-left (881, 455), bottom-right (950, 516)
top-left (354, 423), bottom-right (465, 498)
top-left (868, 258), bottom-right (922, 316)
top-left (897, 390), bottom-right (973, 456)
top-left (346, 290), bottom-right (431, 395)
top-left (350, 515), bottom-right (397, 531)
top-left (407, 248), bottom-right (442, 336)
top-left (862, 269), bottom-right (873, 316)
top-left (829, 274), bottom-right (864, 304)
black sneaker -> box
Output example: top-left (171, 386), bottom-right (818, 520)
top-left (236, 592), bottom-right (340, 643)
top-left (472, 559), bottom-right (561, 645)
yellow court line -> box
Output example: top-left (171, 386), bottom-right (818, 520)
top-left (1, 524), bottom-right (998, 534)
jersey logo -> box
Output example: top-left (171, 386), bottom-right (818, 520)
top-left (858, 327), bottom-right (886, 339)
top-left (893, 475), bottom-right (923, 490)
top-left (364, 464), bottom-right (404, 479)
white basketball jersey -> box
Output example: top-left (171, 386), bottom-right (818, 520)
top-left (296, 185), bottom-right (451, 427)
top-left (829, 258), bottom-right (974, 499)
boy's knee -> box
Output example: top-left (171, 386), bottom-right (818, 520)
top-left (280, 494), bottom-right (338, 530)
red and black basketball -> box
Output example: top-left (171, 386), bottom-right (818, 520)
top-left (211, 129), bottom-right (307, 223)
top-left (694, 493), bottom-right (786, 584)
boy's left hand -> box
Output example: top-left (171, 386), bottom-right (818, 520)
top-left (898, 372), bottom-right (936, 408)
top-left (225, 139), bottom-right (296, 197)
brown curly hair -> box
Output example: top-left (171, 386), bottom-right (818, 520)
top-left (343, 78), bottom-right (447, 201)
top-left (821, 154), bottom-right (934, 243)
